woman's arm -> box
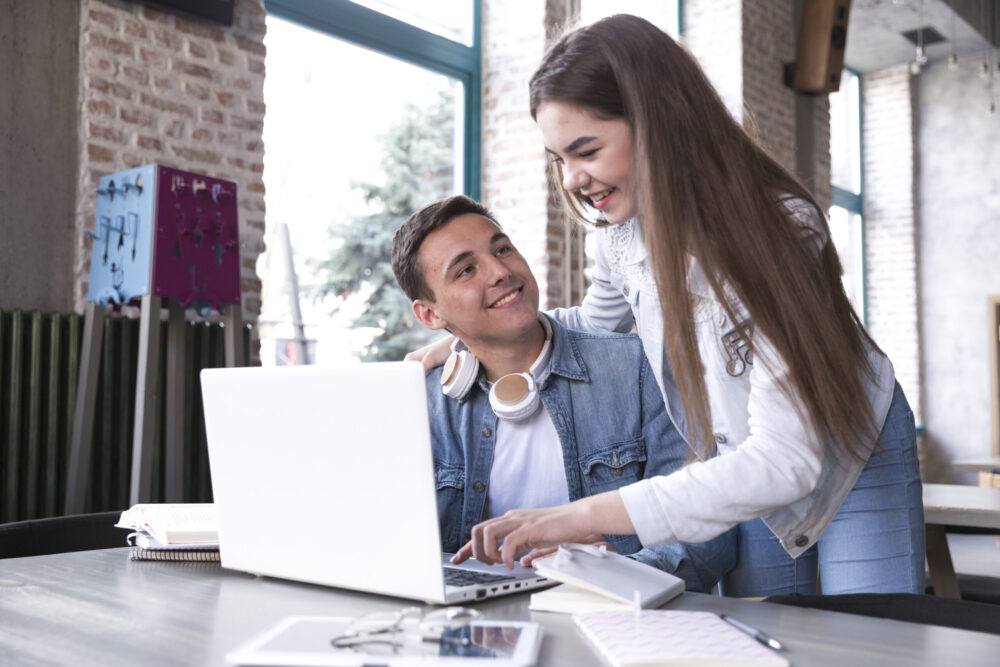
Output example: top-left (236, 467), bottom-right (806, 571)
top-left (547, 228), bottom-right (634, 334)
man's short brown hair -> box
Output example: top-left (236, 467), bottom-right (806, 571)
top-left (391, 195), bottom-right (500, 302)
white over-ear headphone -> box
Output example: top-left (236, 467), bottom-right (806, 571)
top-left (440, 316), bottom-right (553, 422)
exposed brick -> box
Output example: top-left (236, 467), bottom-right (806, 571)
top-left (89, 122), bottom-right (126, 144)
top-left (153, 27), bottom-right (182, 50)
top-left (89, 77), bottom-right (132, 101)
top-left (246, 100), bottom-right (265, 115)
top-left (88, 31), bottom-right (134, 57)
top-left (202, 109), bottom-right (225, 125)
top-left (192, 128), bottom-right (213, 142)
top-left (230, 115), bottom-right (263, 132)
top-left (173, 60), bottom-right (215, 80)
top-left (215, 91), bottom-right (236, 107)
top-left (170, 144), bottom-right (223, 165)
top-left (164, 119), bottom-right (186, 138)
top-left (87, 143), bottom-right (115, 163)
top-left (175, 16), bottom-right (226, 41)
top-left (122, 66), bottom-right (149, 86)
top-left (234, 33), bottom-right (266, 57)
top-left (185, 82), bottom-right (211, 100)
top-left (88, 8), bottom-right (118, 31)
top-left (141, 6), bottom-right (171, 24)
top-left (86, 98), bottom-right (116, 118)
top-left (123, 18), bottom-right (149, 40)
top-left (187, 40), bottom-right (210, 59)
top-left (139, 92), bottom-right (196, 118)
top-left (217, 131), bottom-right (240, 146)
top-left (139, 47), bottom-right (167, 68)
top-left (153, 76), bottom-right (174, 92)
top-left (217, 48), bottom-right (237, 66)
top-left (137, 135), bottom-right (163, 151)
top-left (247, 57), bottom-right (265, 74)
top-left (119, 106), bottom-right (154, 126)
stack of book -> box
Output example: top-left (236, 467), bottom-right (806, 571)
top-left (115, 503), bottom-right (220, 562)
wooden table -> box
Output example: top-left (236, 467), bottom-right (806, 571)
top-left (2, 548), bottom-right (1000, 665)
top-left (923, 482), bottom-right (1000, 598)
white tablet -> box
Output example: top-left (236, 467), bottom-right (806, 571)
top-left (226, 616), bottom-right (543, 667)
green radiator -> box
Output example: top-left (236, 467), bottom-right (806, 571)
top-left (0, 309), bottom-right (251, 523)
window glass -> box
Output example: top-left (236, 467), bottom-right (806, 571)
top-left (828, 205), bottom-right (865, 316)
top-left (830, 69), bottom-right (861, 195)
top-left (259, 16), bottom-right (462, 364)
top-left (350, 0), bottom-right (475, 46)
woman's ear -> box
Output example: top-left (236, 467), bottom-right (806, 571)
top-left (412, 299), bottom-right (448, 331)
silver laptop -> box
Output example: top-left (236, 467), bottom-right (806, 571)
top-left (200, 361), bottom-right (553, 604)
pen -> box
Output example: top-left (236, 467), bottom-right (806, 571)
top-left (719, 614), bottom-right (784, 651)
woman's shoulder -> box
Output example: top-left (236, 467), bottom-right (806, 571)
top-left (775, 193), bottom-right (829, 250)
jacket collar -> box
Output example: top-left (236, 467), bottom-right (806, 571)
top-left (470, 313), bottom-right (589, 397)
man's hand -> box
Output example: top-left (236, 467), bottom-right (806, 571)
top-left (450, 491), bottom-right (635, 569)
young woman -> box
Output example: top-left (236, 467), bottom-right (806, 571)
top-left (416, 14), bottom-right (924, 597)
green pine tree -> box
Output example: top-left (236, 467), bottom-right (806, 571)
top-left (312, 91), bottom-right (455, 361)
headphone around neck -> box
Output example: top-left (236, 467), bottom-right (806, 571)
top-left (439, 316), bottom-right (553, 422)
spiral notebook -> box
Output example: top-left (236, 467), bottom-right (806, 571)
top-left (574, 611), bottom-right (788, 666)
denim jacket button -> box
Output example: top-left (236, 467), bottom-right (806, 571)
top-left (623, 285), bottom-right (630, 297)
top-left (482, 427), bottom-right (492, 438)
top-left (795, 535), bottom-right (809, 548)
top-left (714, 433), bottom-right (727, 445)
top-left (474, 482), bottom-right (485, 492)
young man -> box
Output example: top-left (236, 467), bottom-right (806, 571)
top-left (390, 195), bottom-right (734, 592)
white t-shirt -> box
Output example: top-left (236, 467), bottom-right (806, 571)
top-left (486, 403), bottom-right (569, 519)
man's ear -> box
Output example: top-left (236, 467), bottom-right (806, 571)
top-left (413, 299), bottom-right (448, 331)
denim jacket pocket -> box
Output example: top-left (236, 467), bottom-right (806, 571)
top-left (579, 438), bottom-right (647, 494)
top-left (434, 463), bottom-right (465, 551)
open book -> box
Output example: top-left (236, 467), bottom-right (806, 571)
top-left (116, 503), bottom-right (219, 548)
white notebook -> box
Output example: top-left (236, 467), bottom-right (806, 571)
top-left (574, 611), bottom-right (789, 666)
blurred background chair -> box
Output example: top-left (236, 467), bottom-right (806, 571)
top-left (0, 511), bottom-right (124, 559)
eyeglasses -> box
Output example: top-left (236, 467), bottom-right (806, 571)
top-left (331, 606), bottom-right (481, 655)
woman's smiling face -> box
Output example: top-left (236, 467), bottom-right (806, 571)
top-left (535, 101), bottom-right (637, 224)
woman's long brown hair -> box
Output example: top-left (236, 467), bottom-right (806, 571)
top-left (530, 14), bottom-right (880, 464)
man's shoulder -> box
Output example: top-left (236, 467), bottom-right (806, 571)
top-left (559, 322), bottom-right (643, 352)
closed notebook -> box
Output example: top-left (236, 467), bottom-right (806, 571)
top-left (532, 543), bottom-right (685, 609)
top-left (574, 610), bottom-right (789, 667)
top-left (530, 583), bottom-right (636, 614)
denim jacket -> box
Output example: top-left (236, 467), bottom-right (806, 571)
top-left (551, 203), bottom-right (895, 557)
top-left (425, 314), bottom-right (735, 593)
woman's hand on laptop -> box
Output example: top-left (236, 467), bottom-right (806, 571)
top-left (405, 334), bottom-right (454, 371)
top-left (451, 491), bottom-right (636, 569)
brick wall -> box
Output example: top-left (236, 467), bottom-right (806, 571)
top-left (684, 0), bottom-right (744, 121)
top-left (480, 0), bottom-right (554, 305)
top-left (74, 0), bottom-right (267, 328)
top-left (861, 65), bottom-right (921, 423)
top-left (741, 0), bottom-right (796, 172)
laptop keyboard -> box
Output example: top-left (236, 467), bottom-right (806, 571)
top-left (443, 567), bottom-right (515, 587)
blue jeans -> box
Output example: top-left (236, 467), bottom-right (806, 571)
top-left (721, 382), bottom-right (925, 596)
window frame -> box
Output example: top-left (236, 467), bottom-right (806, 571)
top-left (264, 0), bottom-right (481, 199)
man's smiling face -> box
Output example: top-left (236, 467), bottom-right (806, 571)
top-left (412, 213), bottom-right (540, 347)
